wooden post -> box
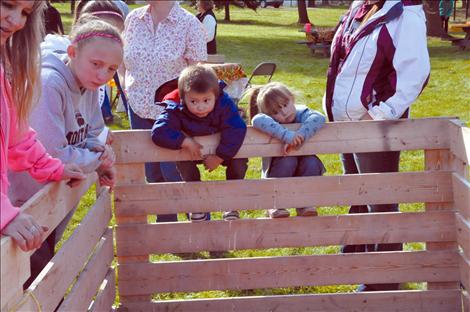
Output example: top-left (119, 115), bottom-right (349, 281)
top-left (425, 149), bottom-right (460, 290)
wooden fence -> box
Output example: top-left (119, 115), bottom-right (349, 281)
top-left (112, 118), bottom-right (470, 311)
top-left (0, 175), bottom-right (115, 312)
top-left (1, 117), bottom-right (468, 311)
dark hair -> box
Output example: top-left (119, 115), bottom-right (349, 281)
top-left (74, 0), bottom-right (124, 25)
top-left (198, 0), bottom-right (214, 11)
top-left (178, 65), bottom-right (219, 102)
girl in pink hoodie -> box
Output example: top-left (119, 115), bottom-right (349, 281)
top-left (1, 1), bottom-right (85, 252)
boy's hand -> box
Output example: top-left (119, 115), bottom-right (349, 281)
top-left (62, 163), bottom-right (86, 187)
top-left (182, 137), bottom-right (203, 160)
top-left (203, 155), bottom-right (224, 172)
top-left (97, 166), bottom-right (116, 193)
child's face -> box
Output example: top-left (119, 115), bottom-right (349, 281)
top-left (68, 38), bottom-right (123, 90)
top-left (0, 0), bottom-right (33, 46)
top-left (271, 98), bottom-right (296, 124)
top-left (184, 90), bottom-right (216, 118)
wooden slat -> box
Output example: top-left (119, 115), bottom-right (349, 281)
top-left (1, 174), bottom-right (97, 311)
top-left (113, 118), bottom-right (452, 164)
top-left (117, 250), bottom-right (459, 296)
top-left (449, 119), bottom-right (470, 164)
top-left (114, 171), bottom-right (453, 216)
top-left (453, 173), bottom-right (470, 220)
top-left (115, 163), bottom-right (145, 186)
top-left (456, 213), bottom-right (470, 260)
top-left (0, 239), bottom-right (30, 311)
top-left (89, 268), bottom-right (116, 312)
top-left (58, 228), bottom-right (114, 312)
top-left (119, 290), bottom-right (461, 312)
top-left (14, 189), bottom-right (112, 312)
top-left (116, 211), bottom-right (456, 256)
top-left (425, 149), bottom-right (460, 291)
top-left (461, 253), bottom-right (470, 293)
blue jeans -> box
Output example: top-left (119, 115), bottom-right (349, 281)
top-left (128, 105), bottom-right (181, 222)
top-left (267, 155), bottom-right (325, 178)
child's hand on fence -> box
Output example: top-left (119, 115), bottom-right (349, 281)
top-left (292, 133), bottom-right (304, 147)
top-left (182, 137), bottom-right (203, 160)
top-left (2, 212), bottom-right (48, 251)
top-left (62, 163), bottom-right (86, 187)
top-left (91, 145), bottom-right (116, 169)
top-left (97, 167), bottom-right (116, 193)
top-left (106, 130), bottom-right (114, 145)
top-left (283, 134), bottom-right (304, 155)
top-left (203, 155), bottom-right (223, 172)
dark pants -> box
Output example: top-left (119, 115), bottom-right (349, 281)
top-left (341, 151), bottom-right (402, 291)
top-left (128, 105), bottom-right (181, 222)
top-left (441, 15), bottom-right (450, 33)
top-left (177, 158), bottom-right (248, 182)
top-left (267, 155), bottom-right (325, 178)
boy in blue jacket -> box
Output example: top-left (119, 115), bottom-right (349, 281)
top-left (152, 65), bottom-right (248, 221)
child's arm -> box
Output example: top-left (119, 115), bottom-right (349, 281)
top-left (151, 106), bottom-right (187, 150)
top-left (296, 107), bottom-right (326, 141)
top-left (252, 114), bottom-right (296, 144)
top-left (84, 92), bottom-right (106, 150)
top-left (29, 83), bottom-right (101, 174)
top-left (215, 95), bottom-right (247, 163)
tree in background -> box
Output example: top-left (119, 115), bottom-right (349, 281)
top-left (298, 0), bottom-right (310, 23)
top-left (423, 0), bottom-right (445, 37)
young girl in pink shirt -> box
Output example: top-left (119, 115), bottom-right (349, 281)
top-left (1, 1), bottom-right (85, 252)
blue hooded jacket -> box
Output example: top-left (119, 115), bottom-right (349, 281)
top-left (151, 84), bottom-right (247, 162)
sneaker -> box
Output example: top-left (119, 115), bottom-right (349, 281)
top-left (190, 212), bottom-right (208, 222)
top-left (296, 207), bottom-right (318, 217)
top-left (223, 211), bottom-right (240, 221)
top-left (267, 208), bottom-right (290, 218)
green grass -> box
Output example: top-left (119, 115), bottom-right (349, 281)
top-left (52, 2), bottom-right (469, 303)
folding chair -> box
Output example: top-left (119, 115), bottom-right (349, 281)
top-left (244, 62), bottom-right (277, 89)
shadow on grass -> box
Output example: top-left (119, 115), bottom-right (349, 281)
top-left (428, 44), bottom-right (470, 60)
top-left (219, 19), bottom-right (301, 28)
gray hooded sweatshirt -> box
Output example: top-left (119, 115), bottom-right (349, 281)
top-left (8, 50), bottom-right (104, 206)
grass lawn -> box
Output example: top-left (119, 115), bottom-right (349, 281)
top-left (52, 2), bottom-right (469, 302)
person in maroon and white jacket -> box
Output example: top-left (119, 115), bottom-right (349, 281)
top-left (323, 0), bottom-right (430, 292)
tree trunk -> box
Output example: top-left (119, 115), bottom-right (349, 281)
top-left (71, 0), bottom-right (76, 15)
top-left (322, 0), bottom-right (330, 6)
top-left (423, 0), bottom-right (445, 37)
top-left (224, 0), bottom-right (230, 21)
top-left (297, 0), bottom-right (310, 24)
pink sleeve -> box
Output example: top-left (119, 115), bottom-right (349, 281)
top-left (8, 128), bottom-right (64, 183)
top-left (0, 192), bottom-right (20, 231)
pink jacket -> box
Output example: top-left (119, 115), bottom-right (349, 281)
top-left (1, 65), bottom-right (64, 230)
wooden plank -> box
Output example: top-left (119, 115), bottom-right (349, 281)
top-left (58, 228), bottom-right (114, 312)
top-left (453, 173), bottom-right (470, 220)
top-left (114, 171), bottom-right (453, 216)
top-left (424, 149), bottom-right (460, 291)
top-left (449, 119), bottom-right (470, 164)
top-left (119, 290), bottom-right (461, 312)
top-left (115, 163), bottom-right (145, 186)
top-left (89, 268), bottom-right (116, 312)
top-left (118, 250), bottom-right (459, 296)
top-left (113, 118), bottom-right (452, 164)
top-left (116, 211), bottom-right (456, 256)
top-left (461, 253), bottom-right (470, 293)
top-left (1, 174), bottom-right (97, 311)
top-left (0, 239), bottom-right (30, 311)
top-left (456, 213), bottom-right (470, 260)
top-left (14, 189), bottom-right (112, 312)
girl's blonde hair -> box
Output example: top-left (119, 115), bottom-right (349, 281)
top-left (3, 1), bottom-right (46, 130)
top-left (246, 82), bottom-right (294, 120)
top-left (70, 14), bottom-right (123, 49)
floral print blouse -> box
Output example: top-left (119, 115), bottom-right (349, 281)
top-left (123, 3), bottom-right (207, 120)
